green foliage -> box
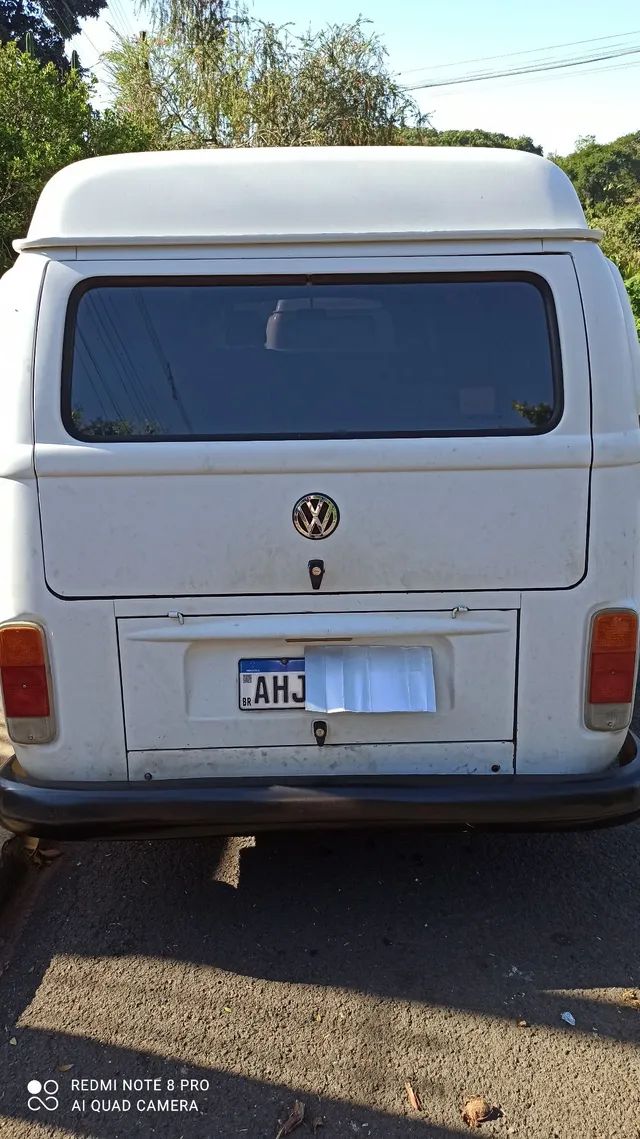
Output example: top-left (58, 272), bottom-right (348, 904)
top-left (512, 401), bottom-right (553, 427)
top-left (0, 42), bottom-right (150, 273)
top-left (624, 274), bottom-right (640, 334)
top-left (584, 202), bottom-right (640, 280)
top-left (71, 409), bottom-right (159, 437)
top-left (554, 133), bottom-right (640, 330)
top-left (106, 6), bottom-right (426, 148)
top-left (402, 126), bottom-right (542, 154)
top-left (555, 132), bottom-right (640, 208)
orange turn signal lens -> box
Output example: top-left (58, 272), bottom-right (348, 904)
top-left (591, 610), bottom-right (638, 654)
top-left (0, 625), bottom-right (46, 668)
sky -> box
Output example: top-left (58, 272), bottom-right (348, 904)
top-left (69, 0), bottom-right (640, 155)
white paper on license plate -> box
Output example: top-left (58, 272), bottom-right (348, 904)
top-left (304, 645), bottom-right (436, 714)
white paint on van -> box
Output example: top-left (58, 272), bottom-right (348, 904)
top-left (15, 146), bottom-right (596, 252)
top-left (1, 147), bottom-right (639, 790)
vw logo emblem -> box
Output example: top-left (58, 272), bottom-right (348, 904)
top-left (292, 494), bottom-right (340, 540)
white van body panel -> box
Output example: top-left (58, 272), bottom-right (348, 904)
top-left (513, 242), bottom-right (640, 775)
top-left (1, 148), bottom-right (639, 824)
top-left (16, 146), bottom-right (595, 252)
top-left (0, 257), bottom-right (128, 780)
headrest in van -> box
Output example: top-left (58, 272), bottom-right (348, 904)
top-left (265, 297), bottom-right (394, 353)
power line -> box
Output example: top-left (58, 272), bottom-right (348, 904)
top-left (404, 41), bottom-right (640, 91)
top-left (89, 296), bottom-right (156, 426)
top-left (397, 27), bottom-right (640, 77)
top-left (102, 296), bottom-right (159, 425)
top-left (76, 329), bottom-right (126, 421)
top-left (431, 56), bottom-right (640, 100)
top-left (106, 0), bottom-right (135, 39)
top-left (134, 292), bottom-right (194, 434)
top-left (406, 42), bottom-right (640, 90)
top-left (496, 56), bottom-right (640, 89)
top-left (51, 0), bottom-right (102, 57)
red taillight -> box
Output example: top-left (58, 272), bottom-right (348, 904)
top-left (586, 610), bottom-right (638, 730)
top-left (589, 650), bottom-right (637, 704)
top-left (0, 665), bottom-right (50, 717)
top-left (0, 624), bottom-right (54, 743)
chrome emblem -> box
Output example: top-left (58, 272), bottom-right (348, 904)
top-left (292, 494), bottom-right (340, 540)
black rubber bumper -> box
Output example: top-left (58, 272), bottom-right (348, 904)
top-left (2, 736), bottom-right (640, 839)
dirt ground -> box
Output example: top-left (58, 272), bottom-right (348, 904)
top-left (0, 717), bottom-right (638, 1137)
top-left (0, 714), bottom-right (10, 762)
top-left (0, 714), bottom-right (11, 844)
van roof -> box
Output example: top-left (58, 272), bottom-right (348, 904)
top-left (15, 146), bottom-right (596, 253)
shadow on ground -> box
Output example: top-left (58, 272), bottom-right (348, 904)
top-left (0, 820), bottom-right (638, 1135)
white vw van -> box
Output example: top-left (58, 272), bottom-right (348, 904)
top-left (1, 146), bottom-right (640, 838)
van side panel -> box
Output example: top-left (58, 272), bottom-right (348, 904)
top-left (0, 256), bottom-right (128, 782)
top-left (515, 246), bottom-right (640, 776)
top-left (606, 257), bottom-right (640, 416)
top-left (0, 256), bottom-right (46, 624)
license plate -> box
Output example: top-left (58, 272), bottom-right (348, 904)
top-left (239, 658), bottom-right (305, 710)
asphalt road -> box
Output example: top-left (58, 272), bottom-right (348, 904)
top-left (0, 737), bottom-right (639, 1136)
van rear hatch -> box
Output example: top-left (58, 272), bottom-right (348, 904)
top-left (34, 256), bottom-right (590, 771)
top-left (36, 256), bottom-right (590, 599)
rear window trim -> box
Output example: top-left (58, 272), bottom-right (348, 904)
top-left (60, 270), bottom-right (564, 442)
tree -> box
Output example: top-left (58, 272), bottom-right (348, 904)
top-left (0, 42), bottom-right (150, 271)
top-left (401, 126), bottom-right (542, 154)
top-left (624, 274), bottom-right (640, 335)
top-left (554, 132), bottom-right (640, 333)
top-left (106, 3), bottom-right (427, 148)
top-left (554, 132), bottom-right (640, 208)
top-left (584, 201), bottom-right (640, 280)
top-left (0, 0), bottom-right (108, 69)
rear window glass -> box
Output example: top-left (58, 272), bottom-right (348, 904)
top-left (63, 275), bottom-right (561, 440)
